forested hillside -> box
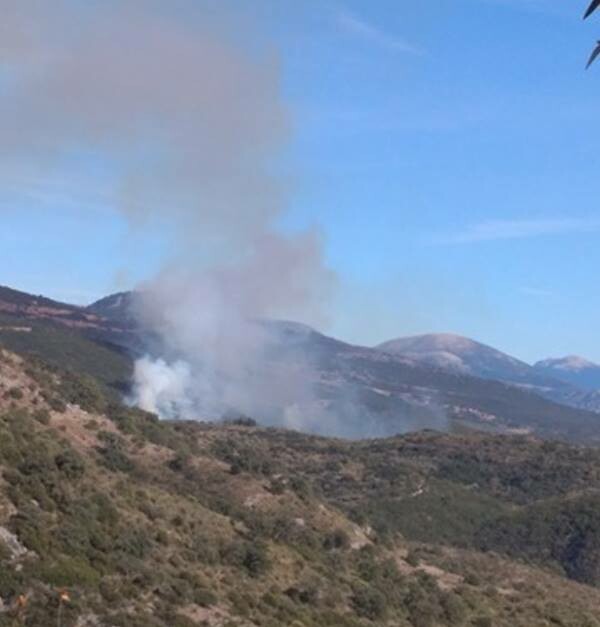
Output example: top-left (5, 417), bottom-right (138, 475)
top-left (0, 348), bottom-right (599, 625)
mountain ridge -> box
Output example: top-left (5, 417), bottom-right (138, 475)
top-left (2, 286), bottom-right (600, 443)
top-left (377, 332), bottom-right (600, 413)
top-left (534, 355), bottom-right (600, 391)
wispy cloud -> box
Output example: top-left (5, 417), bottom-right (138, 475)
top-left (337, 10), bottom-right (422, 55)
top-left (435, 218), bottom-right (600, 244)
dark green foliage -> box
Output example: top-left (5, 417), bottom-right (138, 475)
top-left (32, 408), bottom-right (51, 424)
top-left (221, 540), bottom-right (271, 578)
top-left (213, 438), bottom-right (276, 476)
top-left (289, 475), bottom-right (311, 499)
top-left (284, 580), bottom-right (320, 605)
top-left (106, 404), bottom-right (195, 454)
top-left (242, 542), bottom-right (271, 578)
top-left (0, 311), bottom-right (132, 393)
top-left (46, 395), bottom-right (67, 413)
top-left (403, 575), bottom-right (449, 627)
top-left (57, 371), bottom-right (106, 413)
top-left (323, 528), bottom-right (350, 551)
top-left (351, 585), bottom-right (387, 620)
top-left (38, 556), bottom-right (101, 587)
top-left (114, 528), bottom-right (152, 560)
top-left (4, 387), bottom-right (23, 400)
top-left (221, 411), bottom-right (257, 427)
top-left (193, 587), bottom-right (218, 607)
top-left (477, 494), bottom-right (600, 585)
top-left (54, 450), bottom-right (85, 479)
top-left (96, 431), bottom-right (135, 473)
top-left (441, 592), bottom-right (468, 624)
top-left (0, 348), bottom-right (600, 625)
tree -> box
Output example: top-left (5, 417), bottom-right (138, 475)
top-left (584, 1), bottom-right (600, 68)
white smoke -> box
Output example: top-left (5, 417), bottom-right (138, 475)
top-left (0, 1), bottom-right (442, 437)
top-left (0, 0), bottom-right (337, 426)
top-left (131, 357), bottom-right (193, 419)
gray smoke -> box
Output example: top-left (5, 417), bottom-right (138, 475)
top-left (0, 1), bottom-right (441, 438)
top-left (0, 0), bottom-right (341, 428)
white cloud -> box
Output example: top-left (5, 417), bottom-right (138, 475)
top-left (337, 10), bottom-right (422, 55)
top-left (436, 218), bottom-right (600, 244)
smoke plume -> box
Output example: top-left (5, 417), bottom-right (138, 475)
top-left (0, 0), bottom-right (341, 428)
top-left (0, 1), bottom-right (444, 438)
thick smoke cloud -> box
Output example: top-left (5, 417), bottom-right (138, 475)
top-left (0, 1), bottom-right (440, 438)
top-left (0, 0), bottom-right (340, 429)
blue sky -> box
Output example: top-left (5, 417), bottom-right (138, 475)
top-left (2, 0), bottom-right (600, 362)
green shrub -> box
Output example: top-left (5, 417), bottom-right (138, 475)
top-left (96, 431), bottom-right (135, 473)
top-left (405, 550), bottom-right (420, 567)
top-left (221, 540), bottom-right (270, 578)
top-left (5, 387), bottom-right (23, 400)
top-left (33, 408), bottom-right (51, 425)
top-left (243, 541), bottom-right (271, 578)
top-left (323, 529), bottom-right (350, 551)
top-left (285, 581), bottom-right (320, 606)
top-left (194, 587), bottom-right (218, 607)
top-left (352, 585), bottom-right (387, 620)
top-left (39, 556), bottom-right (101, 587)
top-left (54, 450), bottom-right (85, 479)
top-left (441, 592), bottom-right (468, 624)
top-left (46, 396), bottom-right (67, 413)
top-left (58, 372), bottom-right (106, 413)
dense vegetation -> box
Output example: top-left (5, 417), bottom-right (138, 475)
top-left (0, 347), bottom-right (599, 625)
top-left (0, 313), bottom-right (132, 393)
top-left (206, 425), bottom-right (600, 584)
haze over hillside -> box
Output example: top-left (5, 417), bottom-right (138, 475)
top-left (1, 284), bottom-right (600, 445)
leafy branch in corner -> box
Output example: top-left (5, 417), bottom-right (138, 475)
top-left (585, 0), bottom-right (600, 68)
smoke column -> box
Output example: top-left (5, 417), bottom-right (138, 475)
top-left (0, 1), bottom-right (447, 437)
top-left (0, 0), bottom-right (339, 424)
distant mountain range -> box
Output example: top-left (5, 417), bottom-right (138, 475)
top-left (1, 284), bottom-right (600, 443)
top-left (376, 333), bottom-right (600, 413)
top-left (534, 355), bottom-right (600, 391)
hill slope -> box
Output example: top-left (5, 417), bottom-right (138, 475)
top-left (0, 350), bottom-right (600, 625)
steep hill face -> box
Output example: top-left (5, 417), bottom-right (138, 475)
top-left (0, 350), bottom-right (600, 625)
top-left (534, 355), bottom-right (600, 391)
top-left (377, 333), bottom-right (600, 413)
